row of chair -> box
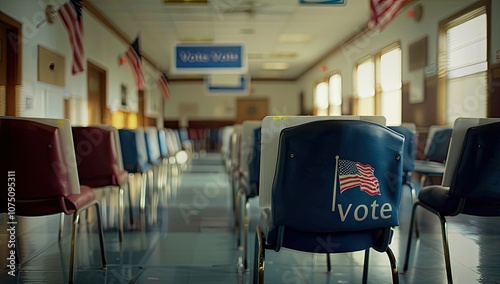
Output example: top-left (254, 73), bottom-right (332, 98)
top-left (0, 117), bottom-right (191, 283)
top-left (223, 116), bottom-right (500, 284)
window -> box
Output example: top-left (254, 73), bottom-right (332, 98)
top-left (314, 82), bottom-right (329, 116)
top-left (447, 14), bottom-right (487, 79)
top-left (329, 74), bottom-right (342, 115)
top-left (313, 73), bottom-right (342, 116)
top-left (356, 59), bottom-right (375, 99)
top-left (443, 10), bottom-right (487, 125)
top-left (353, 45), bottom-right (402, 124)
top-left (355, 58), bottom-right (375, 115)
top-left (380, 47), bottom-right (402, 125)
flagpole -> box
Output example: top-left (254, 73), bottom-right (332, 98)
top-left (332, 155), bottom-right (339, 212)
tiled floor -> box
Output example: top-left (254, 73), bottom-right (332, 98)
top-left (2, 152), bottom-right (500, 283)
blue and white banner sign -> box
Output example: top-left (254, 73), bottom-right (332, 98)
top-left (299, 0), bottom-right (345, 4)
top-left (172, 44), bottom-right (247, 74)
top-left (204, 74), bottom-right (250, 95)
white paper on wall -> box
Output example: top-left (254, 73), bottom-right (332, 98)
top-left (409, 68), bottom-right (424, 104)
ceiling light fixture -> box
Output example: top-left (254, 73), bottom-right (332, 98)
top-left (278, 34), bottom-right (314, 44)
top-left (163, 0), bottom-right (208, 4)
top-left (262, 62), bottom-right (289, 70)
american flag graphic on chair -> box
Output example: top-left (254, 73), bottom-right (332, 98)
top-left (338, 159), bottom-right (380, 196)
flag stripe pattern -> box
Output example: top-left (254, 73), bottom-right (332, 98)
top-left (126, 37), bottom-right (145, 90)
top-left (157, 73), bottom-right (170, 100)
top-left (338, 159), bottom-right (380, 196)
top-left (369, 0), bottom-right (406, 31)
top-left (58, 0), bottom-right (84, 74)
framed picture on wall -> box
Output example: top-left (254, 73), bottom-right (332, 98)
top-left (121, 83), bottom-right (127, 107)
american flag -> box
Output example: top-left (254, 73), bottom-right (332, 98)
top-left (157, 73), bottom-right (170, 100)
top-left (368, 0), bottom-right (406, 31)
top-left (126, 37), bottom-right (145, 90)
top-left (58, 0), bottom-right (84, 75)
top-left (338, 159), bottom-right (380, 196)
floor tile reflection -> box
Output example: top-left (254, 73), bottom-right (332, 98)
top-left (1, 152), bottom-right (500, 283)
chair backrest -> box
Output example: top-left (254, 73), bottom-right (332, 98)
top-left (389, 125), bottom-right (415, 172)
top-left (165, 128), bottom-right (179, 154)
top-left (442, 117), bottom-right (500, 186)
top-left (230, 125), bottom-right (242, 171)
top-left (118, 128), bottom-right (150, 173)
top-left (221, 126), bottom-right (234, 157)
top-left (271, 120), bottom-right (404, 232)
top-left (145, 127), bottom-right (162, 166)
top-left (448, 121), bottom-right (500, 215)
top-left (0, 118), bottom-right (76, 199)
top-left (72, 126), bottom-right (125, 186)
top-left (1, 117), bottom-right (80, 194)
top-left (97, 125), bottom-right (125, 170)
top-left (248, 127), bottom-right (262, 195)
top-left (425, 126), bottom-right (452, 162)
top-left (259, 115), bottom-right (387, 207)
top-left (158, 129), bottom-right (169, 158)
top-left (240, 120), bottom-right (262, 175)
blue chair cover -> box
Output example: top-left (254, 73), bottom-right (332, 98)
top-left (272, 120), bottom-right (403, 233)
top-left (118, 129), bottom-right (151, 173)
top-left (144, 128), bottom-right (162, 166)
top-left (389, 126), bottom-right (415, 173)
top-left (255, 120), bottom-right (404, 284)
top-left (425, 128), bottom-right (452, 162)
top-left (158, 129), bottom-right (169, 158)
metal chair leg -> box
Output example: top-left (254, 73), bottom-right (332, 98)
top-left (127, 179), bottom-right (134, 225)
top-left (118, 186), bottom-right (124, 242)
top-left (326, 253), bottom-right (331, 272)
top-left (362, 249), bottom-right (370, 284)
top-left (254, 226), bottom-right (266, 284)
top-left (407, 181), bottom-right (420, 239)
top-left (243, 195), bottom-right (250, 272)
top-left (68, 212), bottom-right (80, 283)
top-left (140, 173), bottom-right (147, 213)
top-left (403, 202), bottom-right (420, 272)
top-left (59, 213), bottom-right (65, 240)
top-left (238, 190), bottom-right (246, 249)
top-left (94, 202), bottom-right (107, 270)
top-left (438, 215), bottom-right (453, 284)
top-left (386, 247), bottom-right (399, 284)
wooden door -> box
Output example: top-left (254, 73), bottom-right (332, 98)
top-left (0, 24), bottom-right (7, 115)
top-left (0, 12), bottom-right (22, 117)
top-left (138, 90), bottom-right (145, 127)
top-left (87, 62), bottom-right (107, 125)
top-left (236, 98), bottom-right (268, 124)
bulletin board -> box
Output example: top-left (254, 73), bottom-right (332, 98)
top-left (38, 45), bottom-right (65, 87)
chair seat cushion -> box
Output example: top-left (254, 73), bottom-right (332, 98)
top-left (5, 186), bottom-right (96, 216)
top-left (418, 185), bottom-right (461, 215)
top-left (414, 160), bottom-right (445, 176)
top-left (260, 208), bottom-right (393, 253)
top-left (63, 186), bottom-right (96, 214)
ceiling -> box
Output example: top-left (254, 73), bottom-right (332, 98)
top-left (87, 0), bottom-right (371, 80)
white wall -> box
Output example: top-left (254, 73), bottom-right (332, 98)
top-left (164, 80), bottom-right (300, 122)
top-left (0, 0), bottom-right (163, 125)
top-left (297, 0), bottom-right (482, 113)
